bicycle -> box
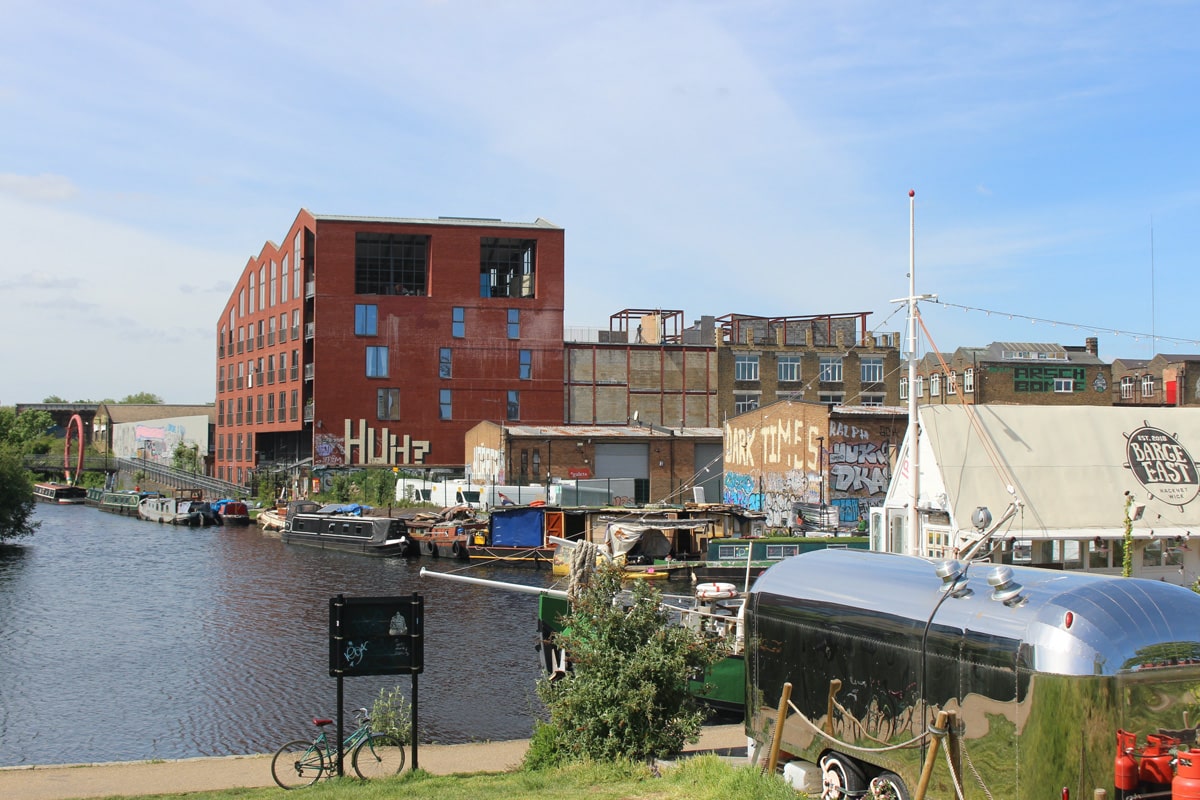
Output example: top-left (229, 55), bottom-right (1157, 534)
top-left (271, 707), bottom-right (407, 789)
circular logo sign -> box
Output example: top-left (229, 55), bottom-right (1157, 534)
top-left (1125, 425), bottom-right (1200, 507)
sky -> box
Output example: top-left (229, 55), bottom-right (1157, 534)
top-left (2, 1), bottom-right (1199, 404)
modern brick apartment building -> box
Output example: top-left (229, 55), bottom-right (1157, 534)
top-left (214, 210), bottom-right (565, 484)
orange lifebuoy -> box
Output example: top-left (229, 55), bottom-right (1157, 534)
top-left (695, 582), bottom-right (738, 602)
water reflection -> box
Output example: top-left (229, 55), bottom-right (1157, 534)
top-left (0, 504), bottom-right (558, 766)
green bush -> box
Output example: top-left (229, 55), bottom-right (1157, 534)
top-left (370, 685), bottom-right (412, 743)
top-left (530, 562), bottom-right (726, 765)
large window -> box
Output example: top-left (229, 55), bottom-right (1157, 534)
top-left (1142, 374), bottom-right (1155, 397)
top-left (819, 356), bottom-right (843, 382)
top-left (355, 304), bottom-right (378, 336)
top-left (378, 388), bottom-right (400, 420)
top-left (366, 346), bottom-right (389, 378)
top-left (735, 354), bottom-right (760, 381)
top-left (480, 238), bottom-right (535, 298)
top-left (860, 357), bottom-right (884, 383)
top-left (355, 233), bottom-right (429, 295)
top-left (819, 392), bottom-right (845, 406)
top-left (963, 368), bottom-right (975, 394)
top-left (1121, 376), bottom-right (1135, 399)
top-left (899, 377), bottom-right (908, 400)
top-left (507, 390), bottom-right (520, 421)
top-left (778, 355), bottom-right (801, 383)
top-left (931, 374), bottom-right (941, 397)
top-left (439, 389), bottom-right (452, 420)
top-left (439, 348), bottom-right (452, 378)
top-left (519, 349), bottom-right (532, 380)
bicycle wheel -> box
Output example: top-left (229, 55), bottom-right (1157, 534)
top-left (352, 732), bottom-right (406, 779)
top-left (271, 739), bottom-right (326, 789)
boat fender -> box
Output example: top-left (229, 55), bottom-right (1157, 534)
top-left (452, 541), bottom-right (466, 558)
top-left (695, 582), bottom-right (739, 601)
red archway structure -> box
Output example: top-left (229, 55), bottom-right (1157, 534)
top-left (64, 413), bottom-right (85, 485)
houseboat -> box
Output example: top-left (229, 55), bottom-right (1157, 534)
top-left (138, 489), bottom-right (220, 526)
top-left (212, 499), bottom-right (251, 526)
top-left (282, 505), bottom-right (413, 556)
top-left (98, 490), bottom-right (146, 516)
top-left (33, 482), bottom-right (88, 504)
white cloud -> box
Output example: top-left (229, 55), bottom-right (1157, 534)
top-left (0, 173), bottom-right (79, 202)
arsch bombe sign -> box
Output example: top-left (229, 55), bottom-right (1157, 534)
top-left (1125, 424), bottom-right (1200, 508)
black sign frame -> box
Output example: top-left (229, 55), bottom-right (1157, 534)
top-left (329, 594), bottom-right (424, 677)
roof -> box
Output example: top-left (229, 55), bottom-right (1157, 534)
top-left (502, 424), bottom-right (722, 439)
top-left (312, 214), bottom-right (561, 230)
top-left (98, 404), bottom-right (216, 424)
top-left (888, 404), bottom-right (1200, 539)
top-left (983, 342), bottom-right (1104, 365)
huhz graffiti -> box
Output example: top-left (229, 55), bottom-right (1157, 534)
top-left (344, 419), bottom-right (431, 466)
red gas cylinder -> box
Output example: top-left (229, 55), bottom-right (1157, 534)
top-left (1115, 729), bottom-right (1140, 795)
top-left (1174, 748), bottom-right (1200, 800)
top-left (1141, 733), bottom-right (1179, 788)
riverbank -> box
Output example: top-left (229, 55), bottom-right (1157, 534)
top-left (0, 725), bottom-right (749, 800)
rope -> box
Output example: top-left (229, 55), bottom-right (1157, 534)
top-left (960, 737), bottom-right (995, 800)
top-left (785, 698), bottom-right (929, 754)
top-left (568, 541), bottom-right (600, 599)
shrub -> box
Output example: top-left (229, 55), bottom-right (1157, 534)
top-left (370, 685), bottom-right (412, 743)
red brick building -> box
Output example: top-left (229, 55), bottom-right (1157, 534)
top-left (214, 210), bottom-right (565, 484)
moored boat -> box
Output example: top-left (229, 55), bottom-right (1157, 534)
top-left (138, 489), bottom-right (220, 526)
top-left (281, 505), bottom-right (413, 556)
top-left (212, 499), bottom-right (251, 526)
top-left (257, 499), bottom-right (320, 532)
top-left (33, 482), bottom-right (88, 504)
top-left (98, 490), bottom-right (147, 517)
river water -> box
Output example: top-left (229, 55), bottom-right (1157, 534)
top-left (0, 503), bottom-right (558, 767)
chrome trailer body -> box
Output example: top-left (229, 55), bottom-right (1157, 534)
top-left (746, 549), bottom-right (1200, 799)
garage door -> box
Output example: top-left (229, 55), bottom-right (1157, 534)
top-left (594, 443), bottom-right (649, 478)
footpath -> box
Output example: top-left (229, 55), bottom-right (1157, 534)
top-left (0, 725), bottom-right (749, 800)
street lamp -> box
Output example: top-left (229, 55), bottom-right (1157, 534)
top-left (816, 435), bottom-right (826, 529)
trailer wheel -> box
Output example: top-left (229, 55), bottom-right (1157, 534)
top-left (819, 753), bottom-right (867, 800)
top-left (870, 771), bottom-right (910, 800)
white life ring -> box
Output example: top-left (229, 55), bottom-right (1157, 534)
top-left (695, 582), bottom-right (738, 601)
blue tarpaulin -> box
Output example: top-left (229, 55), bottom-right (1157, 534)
top-left (491, 507), bottom-right (545, 547)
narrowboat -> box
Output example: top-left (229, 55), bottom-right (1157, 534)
top-left (212, 499), bottom-right (251, 526)
top-left (138, 489), bottom-right (220, 526)
top-left (282, 507), bottom-right (414, 556)
top-left (98, 490), bottom-right (145, 516)
top-left (33, 482), bottom-right (88, 504)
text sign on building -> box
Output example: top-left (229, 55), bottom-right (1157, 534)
top-left (329, 594), bottom-right (424, 677)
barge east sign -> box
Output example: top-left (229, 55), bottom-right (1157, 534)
top-left (1125, 424), bottom-right (1200, 508)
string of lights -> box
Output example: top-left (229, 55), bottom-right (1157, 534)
top-left (927, 300), bottom-right (1200, 349)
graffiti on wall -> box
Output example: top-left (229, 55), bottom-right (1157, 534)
top-left (764, 469), bottom-right (819, 528)
top-left (314, 433), bottom-right (346, 467)
top-left (342, 419), bottom-right (431, 466)
top-left (723, 471), bottom-right (762, 510)
top-left (724, 418), bottom-right (821, 471)
top-left (1013, 365), bottom-right (1085, 393)
top-left (472, 445), bottom-right (503, 484)
top-left (827, 419), bottom-right (894, 523)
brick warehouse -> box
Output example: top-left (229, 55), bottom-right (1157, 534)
top-left (214, 209), bottom-right (565, 483)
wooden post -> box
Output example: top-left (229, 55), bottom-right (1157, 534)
top-left (765, 682), bottom-right (793, 775)
top-left (913, 710), bottom-right (949, 800)
top-left (825, 678), bottom-right (842, 736)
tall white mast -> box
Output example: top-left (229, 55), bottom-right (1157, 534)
top-left (907, 190), bottom-right (919, 556)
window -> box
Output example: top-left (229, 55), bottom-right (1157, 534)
top-left (278, 391), bottom-right (285, 421)
top-left (899, 377), bottom-right (908, 400)
top-left (1054, 378), bottom-right (1074, 393)
top-left (948, 371), bottom-right (958, 394)
top-left (519, 349), bottom-right (532, 380)
top-left (439, 389), bottom-right (452, 420)
top-left (1142, 374), bottom-right (1155, 397)
top-left (860, 357), bottom-right (884, 383)
top-left (366, 346), bottom-right (389, 378)
top-left (293, 232), bottom-right (303, 299)
top-left (355, 304), bottom-right (378, 336)
top-left (778, 355), bottom-right (801, 383)
top-left (267, 355), bottom-right (275, 384)
top-left (439, 348), bottom-right (452, 378)
top-left (819, 356), bottom-right (843, 382)
top-left (861, 393), bottom-right (885, 407)
top-left (270, 259), bottom-right (277, 307)
top-left (246, 395), bottom-right (254, 424)
top-left (291, 348), bottom-right (300, 380)
top-left (507, 390), bottom-right (520, 420)
top-left (267, 316), bottom-right (276, 345)
top-left (281, 253), bottom-right (289, 304)
top-left (734, 392), bottom-right (759, 414)
top-left (218, 400), bottom-right (224, 425)
top-left (818, 392), bottom-right (845, 406)
top-left (355, 232), bottom-right (429, 295)
top-left (267, 393), bottom-right (275, 423)
top-left (480, 238), bottom-right (536, 298)
top-left (507, 309), bottom-right (520, 339)
top-left (931, 374), bottom-right (941, 397)
top-left (248, 273), bottom-right (256, 315)
top-left (963, 368), bottom-right (975, 394)
top-left (735, 354), bottom-right (760, 381)
top-left (915, 376), bottom-right (924, 397)
top-left (238, 287), bottom-right (245, 317)
top-left (378, 388), bottom-right (400, 420)
top-left (452, 307), bottom-right (465, 338)
top-left (236, 397), bottom-right (244, 425)
top-left (1121, 376), bottom-right (1135, 399)
top-left (259, 267), bottom-right (266, 310)
top-left (278, 352), bottom-right (287, 383)
top-left (290, 390), bottom-right (298, 421)
top-left (292, 309), bottom-right (300, 339)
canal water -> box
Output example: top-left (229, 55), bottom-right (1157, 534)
top-left (0, 503), bottom-right (558, 767)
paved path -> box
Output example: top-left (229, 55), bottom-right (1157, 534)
top-left (0, 725), bottom-right (749, 800)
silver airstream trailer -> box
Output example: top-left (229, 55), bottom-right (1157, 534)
top-left (745, 549), bottom-right (1200, 799)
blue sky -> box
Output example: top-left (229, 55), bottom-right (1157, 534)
top-left (2, 1), bottom-right (1198, 404)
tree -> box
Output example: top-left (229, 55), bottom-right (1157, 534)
top-left (120, 392), bottom-right (163, 404)
top-left (531, 563), bottom-right (725, 766)
top-left (42, 395), bottom-right (67, 403)
top-left (172, 442), bottom-right (201, 474)
top-left (0, 446), bottom-right (40, 541)
top-left (0, 407), bottom-right (55, 454)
